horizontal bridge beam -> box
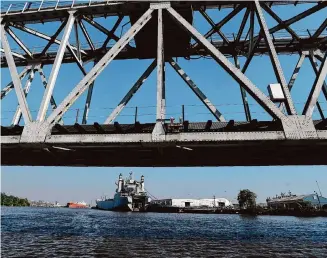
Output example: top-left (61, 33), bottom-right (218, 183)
top-left (2, 36), bottom-right (325, 67)
top-left (1, 132), bottom-right (327, 167)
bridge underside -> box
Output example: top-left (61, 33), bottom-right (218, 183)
top-left (2, 140), bottom-right (326, 167)
top-left (2, 121), bottom-right (327, 166)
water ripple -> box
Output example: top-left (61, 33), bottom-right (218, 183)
top-left (1, 207), bottom-right (327, 257)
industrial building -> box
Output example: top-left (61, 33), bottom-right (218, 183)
top-left (151, 198), bottom-right (233, 208)
top-left (266, 193), bottom-right (327, 209)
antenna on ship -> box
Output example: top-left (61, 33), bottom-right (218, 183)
top-left (316, 180), bottom-right (323, 196)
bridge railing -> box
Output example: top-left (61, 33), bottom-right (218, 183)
top-left (1, 1), bottom-right (115, 14)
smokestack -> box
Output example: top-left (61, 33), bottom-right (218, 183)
top-left (141, 175), bottom-right (145, 191)
top-left (118, 173), bottom-right (123, 192)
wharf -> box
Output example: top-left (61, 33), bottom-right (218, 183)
top-left (145, 205), bottom-right (327, 217)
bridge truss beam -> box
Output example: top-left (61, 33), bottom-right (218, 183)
top-left (1, 1), bottom-right (326, 166)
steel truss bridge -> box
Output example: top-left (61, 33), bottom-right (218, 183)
top-left (1, 0), bottom-right (327, 167)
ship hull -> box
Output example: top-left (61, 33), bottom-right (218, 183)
top-left (96, 196), bottom-right (132, 211)
top-left (66, 202), bottom-right (88, 208)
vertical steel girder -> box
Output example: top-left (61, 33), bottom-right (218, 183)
top-left (239, 32), bottom-right (262, 121)
top-left (243, 35), bottom-right (262, 70)
top-left (104, 60), bottom-right (157, 124)
top-left (81, 82), bottom-right (94, 124)
top-left (307, 53), bottom-right (327, 118)
top-left (5, 27), bottom-right (33, 58)
top-left (1, 23), bottom-right (32, 123)
top-left (82, 61), bottom-right (97, 125)
top-left (12, 66), bottom-right (36, 125)
top-left (288, 53), bottom-right (306, 91)
top-left (46, 8), bottom-right (154, 125)
top-left (254, 0), bottom-right (296, 116)
top-left (168, 58), bottom-right (226, 122)
top-left (234, 56), bottom-right (251, 122)
top-left (79, 20), bottom-right (95, 51)
top-left (277, 49), bottom-right (306, 114)
top-left (74, 20), bottom-right (81, 61)
top-left (248, 7), bottom-right (255, 57)
top-left (167, 7), bottom-right (286, 121)
top-left (309, 53), bottom-right (327, 101)
top-left (236, 7), bottom-right (250, 42)
top-left (303, 51), bottom-right (327, 117)
top-left (38, 67), bottom-right (59, 112)
top-left (10, 65), bottom-right (63, 125)
top-left (156, 8), bottom-right (165, 122)
top-left (37, 11), bottom-right (76, 122)
top-left (1, 66), bottom-right (31, 99)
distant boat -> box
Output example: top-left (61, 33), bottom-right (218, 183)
top-left (66, 201), bottom-right (88, 208)
top-left (96, 172), bottom-right (150, 212)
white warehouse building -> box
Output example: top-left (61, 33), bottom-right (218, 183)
top-left (151, 198), bottom-right (233, 208)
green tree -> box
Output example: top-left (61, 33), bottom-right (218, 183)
top-left (237, 189), bottom-right (257, 209)
top-left (1, 193), bottom-right (30, 207)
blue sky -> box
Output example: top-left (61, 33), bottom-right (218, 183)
top-left (1, 2), bottom-right (327, 204)
top-left (1, 166), bottom-right (327, 204)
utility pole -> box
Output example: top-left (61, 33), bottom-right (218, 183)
top-left (75, 108), bottom-right (80, 124)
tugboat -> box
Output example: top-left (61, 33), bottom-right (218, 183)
top-left (96, 172), bottom-right (150, 212)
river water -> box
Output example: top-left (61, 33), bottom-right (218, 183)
top-left (1, 207), bottom-right (327, 257)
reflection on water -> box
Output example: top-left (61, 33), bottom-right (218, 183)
top-left (2, 207), bottom-right (327, 257)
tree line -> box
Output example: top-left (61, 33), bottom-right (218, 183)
top-left (1, 193), bottom-right (30, 206)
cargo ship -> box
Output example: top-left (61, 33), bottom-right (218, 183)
top-left (66, 201), bottom-right (88, 208)
top-left (96, 172), bottom-right (150, 212)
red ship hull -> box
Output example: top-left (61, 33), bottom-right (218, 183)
top-left (66, 202), bottom-right (88, 208)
